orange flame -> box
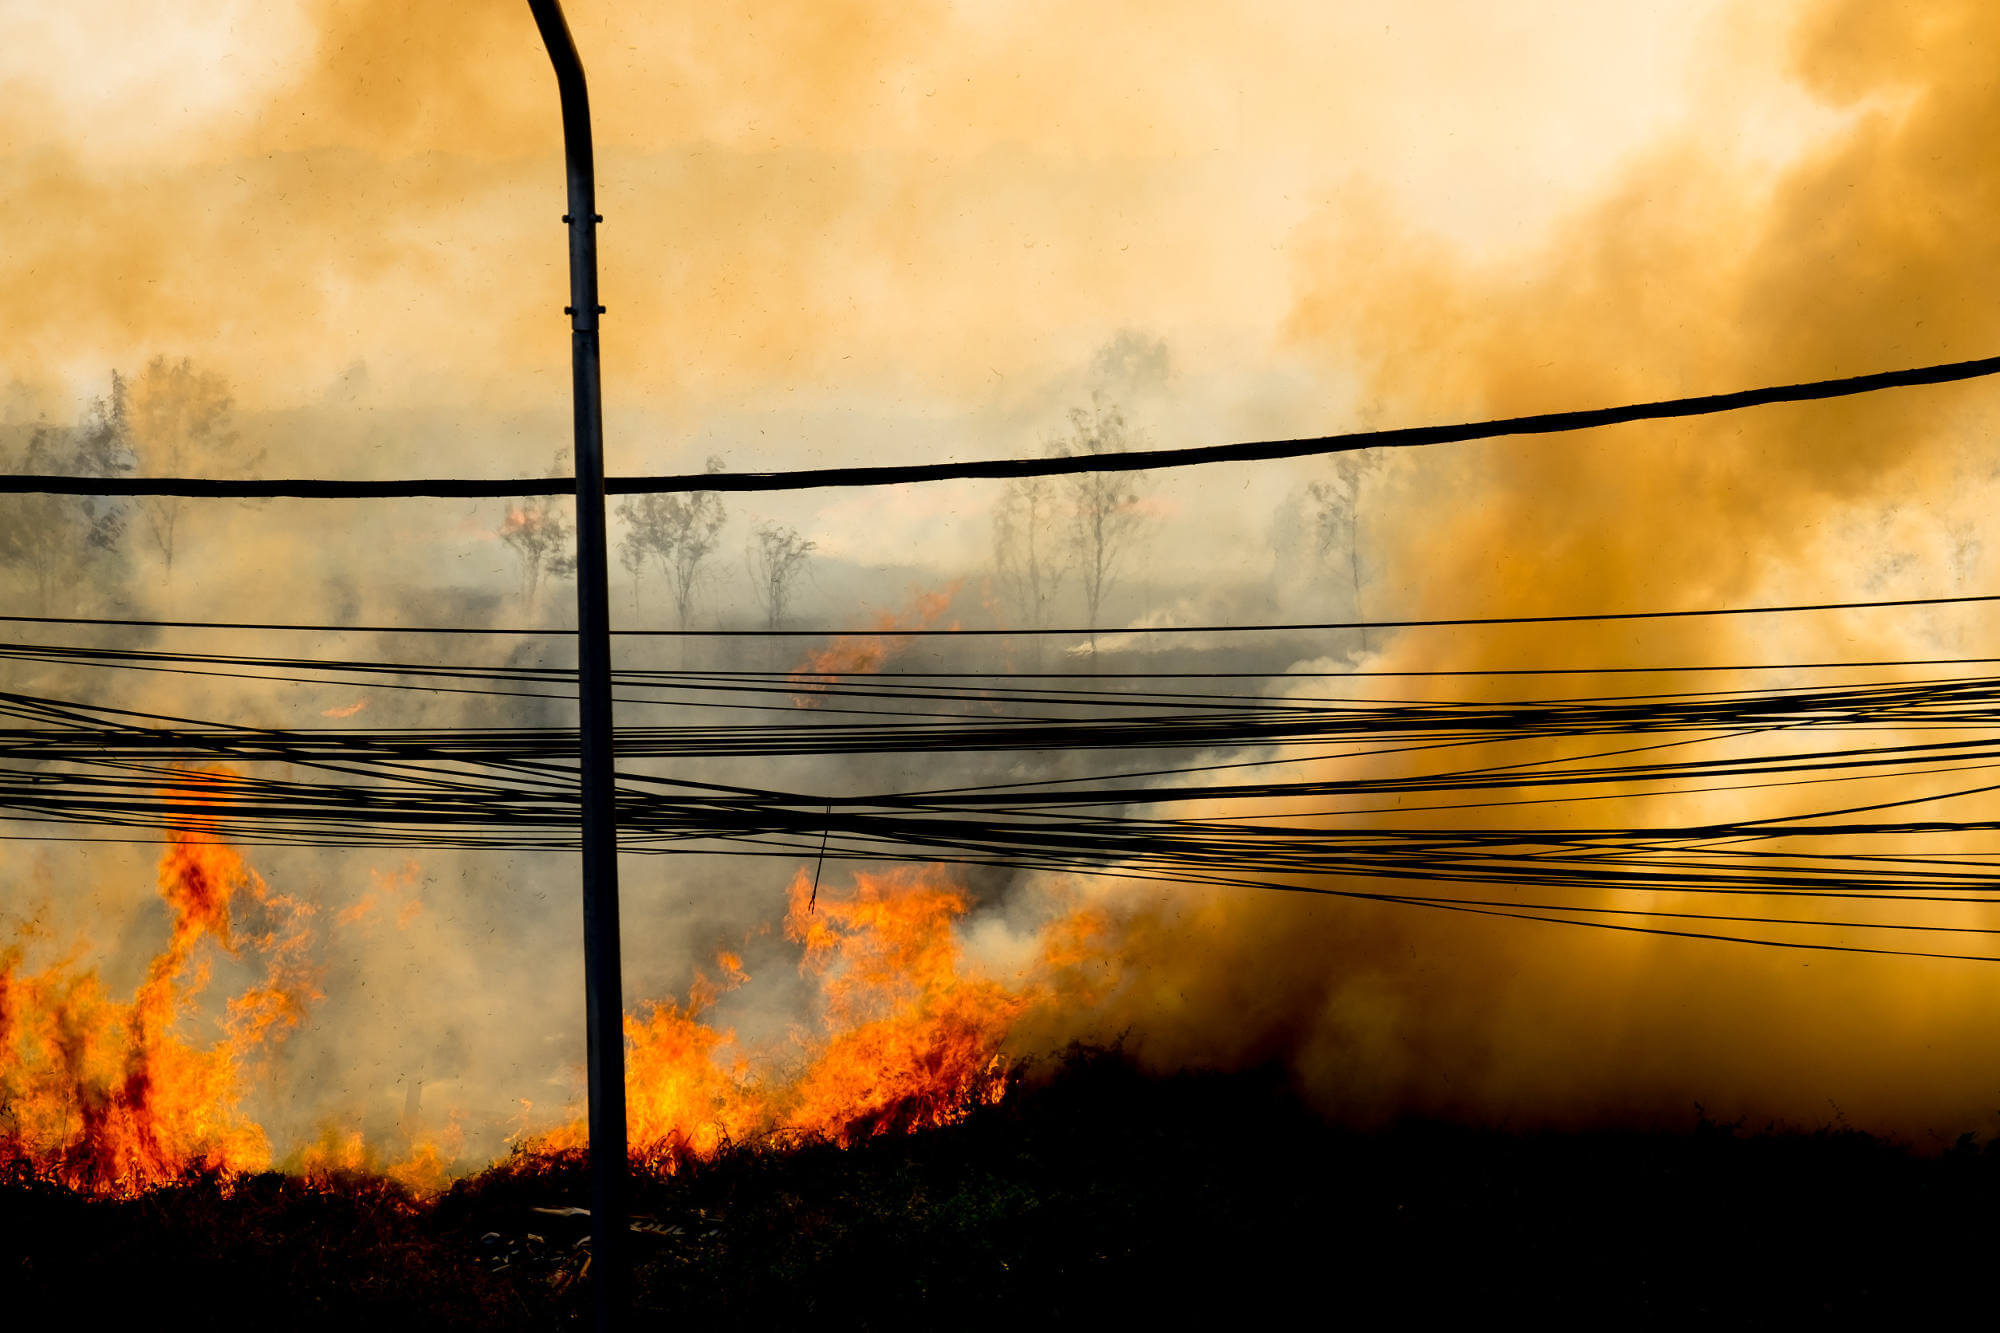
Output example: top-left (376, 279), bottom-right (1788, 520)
top-left (336, 860), bottom-right (425, 931)
top-left (292, 1119), bottom-right (463, 1197)
top-left (531, 863), bottom-right (1112, 1170)
top-left (2, 781), bottom-right (1114, 1195)
top-left (789, 583), bottom-right (961, 705)
top-left (781, 866), bottom-right (1027, 1140)
top-left (0, 825), bottom-right (317, 1194)
top-left (386, 1115), bottom-right (464, 1195)
top-left (295, 1125), bottom-right (371, 1180)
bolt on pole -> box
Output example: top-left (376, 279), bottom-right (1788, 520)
top-left (526, 1), bottom-right (629, 1326)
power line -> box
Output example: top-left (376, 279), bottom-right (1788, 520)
top-left (5, 350), bottom-right (1998, 970)
top-left (0, 591), bottom-right (1995, 639)
top-left (1, 352), bottom-right (1996, 498)
top-left (8, 659), bottom-right (2000, 960)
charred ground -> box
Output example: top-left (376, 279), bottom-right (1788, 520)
top-left (6, 1047), bottom-right (1998, 1329)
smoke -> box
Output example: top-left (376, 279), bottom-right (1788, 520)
top-left (0, 2), bottom-right (1761, 423)
top-left (12, 0), bottom-right (2000, 1175)
top-left (1032, 0), bottom-right (2000, 1138)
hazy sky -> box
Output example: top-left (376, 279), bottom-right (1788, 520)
top-left (3, 1), bottom-right (1833, 448)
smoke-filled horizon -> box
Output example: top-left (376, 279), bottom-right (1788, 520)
top-left (11, 0), bottom-right (2000, 1183)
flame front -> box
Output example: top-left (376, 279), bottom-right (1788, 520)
top-left (1, 817), bottom-right (1112, 1195)
top-left (532, 864), bottom-right (1110, 1170)
top-left (781, 867), bottom-right (1026, 1141)
top-left (788, 584), bottom-right (961, 705)
top-left (0, 828), bottom-right (315, 1194)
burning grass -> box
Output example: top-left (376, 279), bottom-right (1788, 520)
top-left (0, 826), bottom-right (316, 1193)
top-left (2, 816), bottom-right (1113, 1199)
top-left (524, 861), bottom-right (1111, 1173)
top-left (9, 826), bottom-right (2000, 1324)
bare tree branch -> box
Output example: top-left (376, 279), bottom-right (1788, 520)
top-left (617, 456), bottom-right (727, 629)
top-left (746, 521), bottom-right (815, 632)
top-left (1058, 395), bottom-right (1150, 658)
top-left (129, 356), bottom-right (253, 577)
top-left (499, 450), bottom-right (577, 606)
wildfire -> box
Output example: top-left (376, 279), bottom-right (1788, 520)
top-left (782, 867), bottom-right (1028, 1142)
top-left (1, 810), bottom-right (1114, 1194)
top-left (294, 1119), bottom-right (464, 1196)
top-left (789, 584), bottom-right (961, 704)
top-left (0, 826), bottom-right (316, 1194)
top-left (531, 863), bottom-right (1113, 1171)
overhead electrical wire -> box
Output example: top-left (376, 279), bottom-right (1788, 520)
top-left (4, 659), bottom-right (2000, 969)
top-left (5, 351), bottom-right (2000, 958)
top-left (0, 351), bottom-right (1996, 498)
top-left (0, 589), bottom-right (1998, 640)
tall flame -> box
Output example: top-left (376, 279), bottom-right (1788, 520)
top-left (2, 828), bottom-right (1115, 1194)
top-left (0, 827), bottom-right (315, 1193)
top-left (532, 863), bottom-right (1111, 1170)
top-left (781, 866), bottom-right (1026, 1141)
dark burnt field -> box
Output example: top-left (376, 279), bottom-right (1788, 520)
top-left (6, 1049), bottom-right (1998, 1329)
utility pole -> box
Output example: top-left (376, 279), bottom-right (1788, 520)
top-left (526, 2), bottom-right (628, 1326)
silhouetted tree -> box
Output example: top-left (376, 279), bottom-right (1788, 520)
top-left (746, 522), bottom-right (814, 632)
top-left (617, 516), bottom-right (646, 610)
top-left (992, 471), bottom-right (1069, 635)
top-left (0, 375), bottom-right (134, 611)
top-left (617, 457), bottom-right (727, 628)
top-left (1057, 396), bottom-right (1150, 658)
top-left (128, 356), bottom-right (255, 576)
top-left (1305, 449), bottom-right (1386, 650)
top-left (500, 450), bottom-right (576, 606)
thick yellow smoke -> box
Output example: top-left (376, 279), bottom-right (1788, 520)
top-left (2, 1), bottom-right (1759, 421)
top-left (1052, 0), bottom-right (2000, 1138)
